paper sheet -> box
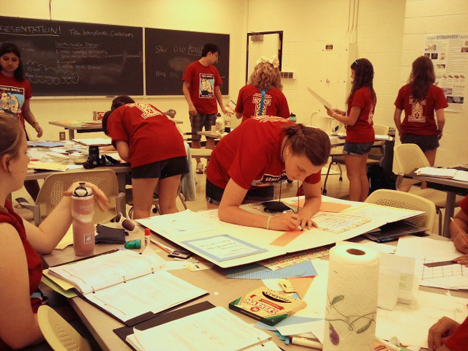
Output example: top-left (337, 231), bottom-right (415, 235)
top-left (307, 87), bottom-right (332, 108)
top-left (226, 260), bottom-right (317, 279)
top-left (312, 212), bottom-right (372, 233)
top-left (259, 248), bottom-right (329, 271)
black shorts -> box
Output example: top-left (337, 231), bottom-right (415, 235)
top-left (132, 156), bottom-right (189, 179)
top-left (401, 134), bottom-right (439, 152)
top-left (190, 113), bottom-right (217, 141)
top-left (343, 141), bottom-right (373, 155)
top-left (205, 179), bottom-right (274, 205)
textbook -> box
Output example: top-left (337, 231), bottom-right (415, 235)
top-left (47, 250), bottom-right (208, 326)
top-left (122, 306), bottom-right (283, 351)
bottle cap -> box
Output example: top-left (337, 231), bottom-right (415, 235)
top-left (125, 240), bottom-right (141, 249)
top-left (145, 228), bottom-right (151, 236)
top-left (73, 182), bottom-right (93, 197)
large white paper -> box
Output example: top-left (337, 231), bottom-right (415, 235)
top-left (307, 87), bottom-right (332, 108)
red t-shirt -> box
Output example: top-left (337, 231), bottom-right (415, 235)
top-left (459, 196), bottom-right (468, 216)
top-left (107, 103), bottom-right (186, 168)
top-left (444, 317), bottom-right (468, 351)
top-left (394, 84), bottom-right (448, 136)
top-left (235, 85), bottom-right (290, 122)
top-left (0, 201), bottom-right (43, 350)
top-left (182, 61), bottom-right (223, 114)
top-left (345, 87), bottom-right (375, 143)
top-left (206, 116), bottom-right (321, 190)
top-left (0, 72), bottom-right (32, 128)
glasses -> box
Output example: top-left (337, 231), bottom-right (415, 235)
top-left (115, 213), bottom-right (137, 232)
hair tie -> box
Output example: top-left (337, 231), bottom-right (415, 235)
top-left (257, 55), bottom-right (280, 69)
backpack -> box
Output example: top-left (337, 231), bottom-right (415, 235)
top-left (367, 164), bottom-right (397, 194)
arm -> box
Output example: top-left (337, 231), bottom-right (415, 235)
top-left (115, 140), bottom-right (131, 163)
top-left (182, 81), bottom-right (197, 116)
top-left (22, 99), bottom-right (43, 138)
top-left (0, 223), bottom-right (43, 349)
top-left (393, 108), bottom-right (404, 138)
top-left (436, 108), bottom-right (445, 139)
top-left (24, 182), bottom-right (109, 254)
top-left (218, 179), bottom-right (301, 231)
top-left (450, 210), bottom-right (468, 254)
top-left (215, 86), bottom-right (228, 115)
top-left (297, 181), bottom-right (322, 230)
top-left (236, 112), bottom-right (243, 120)
top-left (325, 106), bottom-right (361, 126)
top-left (428, 317), bottom-right (459, 351)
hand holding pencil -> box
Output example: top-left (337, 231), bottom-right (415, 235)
top-left (450, 217), bottom-right (468, 254)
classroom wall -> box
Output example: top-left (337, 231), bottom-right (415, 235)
top-left (2, 0), bottom-right (248, 140)
top-left (400, 0), bottom-right (468, 166)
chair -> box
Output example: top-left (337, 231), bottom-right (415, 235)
top-left (17, 169), bottom-right (125, 225)
top-left (365, 189), bottom-right (436, 231)
top-left (322, 124), bottom-right (390, 195)
top-left (393, 143), bottom-right (463, 234)
top-left (37, 305), bottom-right (91, 351)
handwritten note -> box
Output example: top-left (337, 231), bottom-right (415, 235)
top-left (312, 213), bottom-right (371, 234)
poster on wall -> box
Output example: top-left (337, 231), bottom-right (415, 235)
top-left (424, 34), bottom-right (468, 112)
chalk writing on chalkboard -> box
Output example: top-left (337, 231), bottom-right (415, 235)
top-left (0, 16), bottom-right (143, 96)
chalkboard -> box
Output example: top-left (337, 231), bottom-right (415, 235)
top-left (145, 28), bottom-right (229, 95)
top-left (0, 16), bottom-right (143, 96)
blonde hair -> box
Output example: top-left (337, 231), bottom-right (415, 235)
top-left (248, 62), bottom-right (282, 91)
top-left (0, 112), bottom-right (23, 159)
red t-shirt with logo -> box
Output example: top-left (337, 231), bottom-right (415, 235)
top-left (394, 84), bottom-right (448, 136)
top-left (183, 61), bottom-right (223, 114)
top-left (345, 87), bottom-right (375, 143)
top-left (444, 317), bottom-right (468, 351)
top-left (107, 103), bottom-right (186, 168)
top-left (0, 72), bottom-right (32, 128)
top-left (206, 116), bottom-right (321, 190)
top-left (235, 85), bottom-right (290, 122)
top-left (0, 201), bottom-right (43, 350)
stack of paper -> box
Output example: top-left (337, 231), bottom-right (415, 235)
top-left (415, 167), bottom-right (458, 178)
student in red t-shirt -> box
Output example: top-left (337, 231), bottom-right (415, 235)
top-left (0, 112), bottom-right (109, 350)
top-left (428, 316), bottom-right (468, 351)
top-left (206, 116), bottom-right (331, 231)
top-left (394, 56), bottom-right (447, 167)
top-left (235, 55), bottom-right (290, 122)
top-left (182, 43), bottom-right (228, 173)
top-left (103, 96), bottom-right (188, 219)
top-left (326, 58), bottom-right (376, 202)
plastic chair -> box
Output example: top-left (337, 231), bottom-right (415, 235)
top-left (322, 124), bottom-right (389, 195)
top-left (365, 189), bottom-right (436, 231)
top-left (17, 169), bottom-right (125, 225)
top-left (393, 143), bottom-right (463, 234)
top-left (37, 305), bottom-right (91, 351)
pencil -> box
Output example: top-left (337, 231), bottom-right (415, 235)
top-left (150, 239), bottom-right (173, 253)
top-left (450, 217), bottom-right (468, 243)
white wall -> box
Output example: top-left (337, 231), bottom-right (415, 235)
top-left (401, 0), bottom-right (468, 166)
top-left (2, 0), bottom-right (248, 140)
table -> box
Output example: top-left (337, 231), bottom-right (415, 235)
top-left (407, 171), bottom-right (468, 237)
top-left (50, 119), bottom-right (184, 140)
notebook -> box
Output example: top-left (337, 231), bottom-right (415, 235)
top-left (363, 220), bottom-right (428, 243)
top-left (47, 250), bottom-right (208, 326)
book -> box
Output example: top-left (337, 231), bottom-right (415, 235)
top-left (363, 220), bottom-right (428, 243)
top-left (121, 305), bottom-right (282, 351)
top-left (229, 286), bottom-right (307, 325)
top-left (47, 250), bottom-right (208, 326)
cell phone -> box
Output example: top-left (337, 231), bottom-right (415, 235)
top-left (168, 249), bottom-right (193, 259)
top-left (261, 201), bottom-right (291, 213)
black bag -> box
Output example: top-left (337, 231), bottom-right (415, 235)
top-left (367, 164), bottom-right (397, 194)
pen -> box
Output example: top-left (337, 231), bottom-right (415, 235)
top-left (283, 210), bottom-right (303, 231)
top-left (150, 238), bottom-right (173, 253)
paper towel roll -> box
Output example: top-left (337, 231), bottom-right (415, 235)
top-left (323, 244), bottom-right (380, 351)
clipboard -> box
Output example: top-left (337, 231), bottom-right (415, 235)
top-left (114, 301), bottom-right (215, 350)
top-left (307, 87), bottom-right (332, 109)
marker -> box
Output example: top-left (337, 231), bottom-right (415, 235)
top-left (283, 210), bottom-right (303, 231)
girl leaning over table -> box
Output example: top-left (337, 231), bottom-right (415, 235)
top-left (102, 96), bottom-right (188, 219)
top-left (235, 56), bottom-right (290, 122)
top-left (325, 58), bottom-right (377, 202)
top-left (206, 116), bottom-right (331, 231)
top-left (0, 112), bottom-right (109, 350)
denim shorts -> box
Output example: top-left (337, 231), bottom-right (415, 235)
top-left (343, 141), bottom-right (373, 156)
top-left (205, 179), bottom-right (274, 205)
top-left (190, 113), bottom-right (217, 141)
top-left (132, 156), bottom-right (189, 179)
top-left (401, 134), bottom-right (439, 152)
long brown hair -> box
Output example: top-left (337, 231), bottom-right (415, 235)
top-left (0, 112), bottom-right (23, 159)
top-left (347, 58), bottom-right (376, 107)
top-left (409, 56), bottom-right (435, 101)
top-left (284, 124), bottom-right (331, 166)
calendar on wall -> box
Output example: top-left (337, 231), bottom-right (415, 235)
top-left (424, 34), bottom-right (468, 112)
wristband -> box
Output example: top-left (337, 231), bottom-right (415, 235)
top-left (266, 216), bottom-right (272, 230)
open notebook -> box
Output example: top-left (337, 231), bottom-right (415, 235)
top-left (47, 250), bottom-right (208, 326)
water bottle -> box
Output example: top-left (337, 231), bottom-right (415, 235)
top-left (71, 182), bottom-right (95, 256)
top-left (224, 113), bottom-right (231, 133)
top-left (215, 113), bottom-right (224, 133)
